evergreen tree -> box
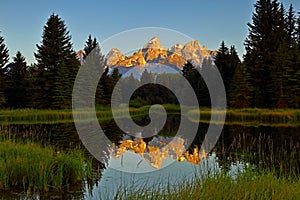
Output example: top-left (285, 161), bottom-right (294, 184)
top-left (5, 51), bottom-right (30, 108)
top-left (244, 0), bottom-right (287, 107)
top-left (228, 63), bottom-right (253, 108)
top-left (82, 35), bottom-right (106, 106)
top-left (199, 58), bottom-right (213, 107)
top-left (99, 67), bottom-right (110, 105)
top-left (182, 61), bottom-right (210, 106)
top-left (297, 12), bottom-right (300, 50)
top-left (293, 12), bottom-right (300, 107)
top-left (244, 0), bottom-right (300, 108)
top-left (269, 3), bottom-right (298, 108)
top-left (272, 3), bottom-right (287, 46)
top-left (215, 42), bottom-right (239, 95)
top-left (101, 68), bottom-right (121, 105)
top-left (245, 0), bottom-right (271, 107)
top-left (0, 34), bottom-right (9, 71)
top-left (33, 14), bottom-right (80, 109)
top-left (83, 34), bottom-right (99, 59)
top-left (245, 0), bottom-right (273, 56)
top-left (0, 33), bottom-right (9, 107)
top-left (286, 4), bottom-right (296, 48)
top-left (271, 42), bottom-right (297, 108)
top-left (109, 68), bottom-right (122, 104)
top-left (215, 41), bottom-right (229, 76)
top-left (291, 53), bottom-right (300, 107)
top-left (229, 46), bottom-right (241, 67)
top-left (182, 62), bottom-right (199, 92)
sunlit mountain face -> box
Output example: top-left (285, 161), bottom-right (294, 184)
top-left (109, 137), bottom-right (207, 169)
top-left (104, 37), bottom-right (217, 78)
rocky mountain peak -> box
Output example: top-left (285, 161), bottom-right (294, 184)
top-left (143, 36), bottom-right (161, 50)
top-left (183, 40), bottom-right (201, 51)
top-left (114, 50), bottom-right (146, 67)
top-left (181, 40), bottom-right (211, 66)
top-left (168, 43), bottom-right (183, 54)
top-left (106, 48), bottom-right (125, 66)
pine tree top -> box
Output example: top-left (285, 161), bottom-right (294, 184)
top-left (0, 34), bottom-right (9, 71)
top-left (34, 14), bottom-right (76, 70)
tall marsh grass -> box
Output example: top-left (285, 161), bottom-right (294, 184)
top-left (115, 170), bottom-right (300, 200)
top-left (0, 139), bottom-right (92, 192)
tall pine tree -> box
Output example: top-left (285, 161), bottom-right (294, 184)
top-left (0, 33), bottom-right (9, 107)
top-left (244, 0), bottom-right (288, 107)
top-left (82, 35), bottom-right (106, 106)
top-left (215, 41), bottom-right (230, 92)
top-left (290, 11), bottom-right (300, 107)
top-left (297, 12), bottom-right (300, 50)
top-left (286, 4), bottom-right (296, 48)
top-left (33, 14), bottom-right (80, 109)
top-left (245, 0), bottom-right (272, 107)
top-left (83, 34), bottom-right (99, 59)
top-left (182, 61), bottom-right (210, 106)
top-left (5, 51), bottom-right (30, 108)
top-left (102, 68), bottom-right (121, 105)
top-left (244, 0), bottom-right (300, 108)
top-left (215, 41), bottom-right (240, 95)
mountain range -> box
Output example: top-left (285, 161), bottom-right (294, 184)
top-left (78, 37), bottom-right (217, 78)
top-left (106, 37), bottom-right (216, 69)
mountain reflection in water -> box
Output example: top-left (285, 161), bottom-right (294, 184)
top-left (109, 137), bottom-right (207, 169)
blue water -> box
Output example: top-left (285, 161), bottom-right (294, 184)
top-left (84, 152), bottom-right (245, 199)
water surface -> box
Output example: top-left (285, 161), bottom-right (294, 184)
top-left (0, 114), bottom-right (299, 199)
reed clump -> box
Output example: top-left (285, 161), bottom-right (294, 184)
top-left (116, 171), bottom-right (300, 200)
top-left (0, 140), bottom-right (92, 192)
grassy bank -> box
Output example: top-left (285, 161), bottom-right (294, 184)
top-left (0, 104), bottom-right (181, 125)
top-left (1, 105), bottom-right (300, 126)
top-left (0, 139), bottom-right (92, 192)
top-left (188, 107), bottom-right (300, 127)
top-left (116, 170), bottom-right (300, 200)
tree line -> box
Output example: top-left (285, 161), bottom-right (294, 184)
top-left (230, 0), bottom-right (300, 108)
top-left (0, 0), bottom-right (300, 109)
top-left (0, 14), bottom-right (119, 109)
top-left (203, 0), bottom-right (300, 109)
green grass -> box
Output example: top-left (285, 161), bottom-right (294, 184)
top-left (188, 107), bottom-right (300, 127)
top-left (116, 170), bottom-right (300, 200)
top-left (0, 139), bottom-right (92, 192)
top-left (0, 105), bottom-right (181, 125)
top-left (1, 105), bottom-right (300, 126)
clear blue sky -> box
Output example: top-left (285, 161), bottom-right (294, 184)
top-left (0, 0), bottom-right (299, 64)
